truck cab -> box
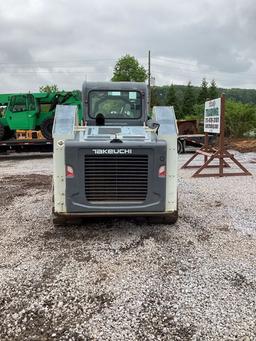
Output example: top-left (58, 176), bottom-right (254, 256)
top-left (5, 94), bottom-right (39, 130)
top-left (83, 82), bottom-right (147, 127)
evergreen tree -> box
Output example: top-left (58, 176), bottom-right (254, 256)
top-left (182, 81), bottom-right (195, 117)
top-left (150, 86), bottom-right (160, 108)
top-left (208, 79), bottom-right (219, 99)
top-left (197, 78), bottom-right (208, 104)
top-left (166, 84), bottom-right (180, 117)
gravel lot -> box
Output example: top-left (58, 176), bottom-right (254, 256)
top-left (0, 151), bottom-right (255, 341)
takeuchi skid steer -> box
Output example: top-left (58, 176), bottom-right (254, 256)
top-left (52, 81), bottom-right (178, 225)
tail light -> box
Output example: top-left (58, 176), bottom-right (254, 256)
top-left (66, 165), bottom-right (74, 177)
top-left (158, 165), bottom-right (166, 177)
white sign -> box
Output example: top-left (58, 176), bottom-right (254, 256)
top-left (129, 92), bottom-right (137, 100)
top-left (204, 98), bottom-right (221, 133)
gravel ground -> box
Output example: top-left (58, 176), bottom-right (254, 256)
top-left (0, 151), bottom-right (255, 341)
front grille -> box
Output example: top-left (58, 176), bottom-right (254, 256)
top-left (84, 155), bottom-right (148, 203)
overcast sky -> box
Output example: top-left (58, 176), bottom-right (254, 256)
top-left (0, 0), bottom-right (255, 93)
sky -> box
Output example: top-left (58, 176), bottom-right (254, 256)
top-left (0, 0), bottom-right (255, 93)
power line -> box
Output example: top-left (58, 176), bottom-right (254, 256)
top-left (1, 55), bottom-right (254, 80)
top-left (0, 70), bottom-right (110, 75)
top-left (0, 57), bottom-right (116, 67)
top-left (0, 55), bottom-right (255, 88)
top-left (152, 57), bottom-right (199, 68)
top-left (150, 72), bottom-right (256, 85)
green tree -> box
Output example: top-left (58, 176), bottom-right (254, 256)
top-left (192, 103), bottom-right (205, 119)
top-left (182, 81), bottom-right (195, 117)
top-left (225, 100), bottom-right (256, 137)
top-left (150, 86), bottom-right (160, 108)
top-left (208, 79), bottom-right (219, 99)
top-left (39, 84), bottom-right (59, 93)
top-left (197, 78), bottom-right (208, 104)
top-left (112, 54), bottom-right (147, 82)
top-left (166, 84), bottom-right (180, 117)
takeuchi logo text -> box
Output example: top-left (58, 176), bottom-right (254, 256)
top-left (92, 149), bottom-right (132, 155)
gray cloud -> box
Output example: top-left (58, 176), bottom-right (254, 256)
top-left (0, 0), bottom-right (255, 92)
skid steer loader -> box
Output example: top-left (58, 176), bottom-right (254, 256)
top-left (52, 81), bottom-right (178, 225)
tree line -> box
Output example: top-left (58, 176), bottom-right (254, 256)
top-left (150, 78), bottom-right (219, 119)
top-left (40, 54), bottom-right (256, 137)
top-left (150, 81), bottom-right (256, 137)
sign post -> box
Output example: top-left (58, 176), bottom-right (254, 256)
top-left (219, 95), bottom-right (225, 176)
top-left (181, 94), bottom-right (252, 177)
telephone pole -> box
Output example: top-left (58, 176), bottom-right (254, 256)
top-left (148, 50), bottom-right (151, 113)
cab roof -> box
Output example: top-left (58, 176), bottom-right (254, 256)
top-left (82, 81), bottom-right (147, 94)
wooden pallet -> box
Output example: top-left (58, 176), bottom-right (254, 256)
top-left (16, 130), bottom-right (44, 140)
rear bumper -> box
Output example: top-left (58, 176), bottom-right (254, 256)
top-left (53, 210), bottom-right (177, 218)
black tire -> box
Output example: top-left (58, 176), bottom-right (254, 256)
top-left (40, 118), bottom-right (54, 140)
top-left (148, 211), bottom-right (178, 225)
top-left (177, 139), bottom-right (184, 154)
top-left (0, 124), bottom-right (5, 140)
top-left (52, 187), bottom-right (66, 227)
top-left (52, 197), bottom-right (82, 227)
top-left (52, 214), bottom-right (83, 227)
top-left (52, 214), bottom-right (68, 227)
top-left (3, 127), bottom-right (14, 140)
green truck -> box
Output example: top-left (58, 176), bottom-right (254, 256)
top-left (0, 91), bottom-right (82, 140)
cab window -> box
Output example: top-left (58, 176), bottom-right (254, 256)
top-left (9, 95), bottom-right (27, 112)
top-left (27, 94), bottom-right (36, 111)
top-left (89, 90), bottom-right (142, 119)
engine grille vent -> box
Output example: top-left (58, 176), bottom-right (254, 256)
top-left (84, 155), bottom-right (148, 203)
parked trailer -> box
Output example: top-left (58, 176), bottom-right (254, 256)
top-left (0, 138), bottom-right (52, 154)
top-left (177, 119), bottom-right (216, 153)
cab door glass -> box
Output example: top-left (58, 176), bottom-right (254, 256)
top-left (27, 94), bottom-right (36, 111)
top-left (0, 106), bottom-right (7, 117)
top-left (9, 95), bottom-right (27, 112)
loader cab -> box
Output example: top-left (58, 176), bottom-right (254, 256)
top-left (82, 81), bottom-right (148, 126)
top-left (5, 94), bottom-right (38, 130)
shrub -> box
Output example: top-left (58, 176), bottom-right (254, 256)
top-left (225, 100), bottom-right (256, 137)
